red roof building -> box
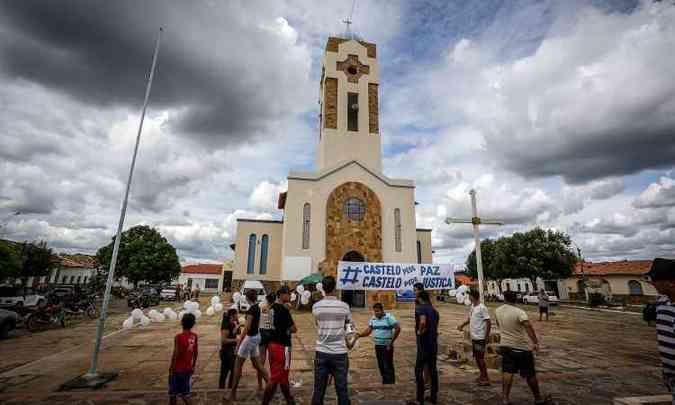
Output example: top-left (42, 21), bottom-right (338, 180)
top-left (573, 260), bottom-right (652, 276)
top-left (181, 264), bottom-right (223, 275)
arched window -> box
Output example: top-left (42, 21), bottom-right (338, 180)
top-left (302, 203), bottom-right (311, 249)
top-left (394, 208), bottom-right (402, 252)
top-left (628, 280), bottom-right (643, 296)
top-left (416, 240), bottom-right (422, 264)
top-left (260, 235), bottom-right (269, 274)
top-left (247, 234), bottom-right (256, 274)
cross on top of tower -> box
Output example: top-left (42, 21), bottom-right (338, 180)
top-left (342, 0), bottom-right (357, 39)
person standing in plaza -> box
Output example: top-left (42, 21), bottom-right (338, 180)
top-left (458, 289), bottom-right (492, 386)
top-left (413, 282), bottom-right (432, 391)
top-left (495, 291), bottom-right (552, 405)
top-left (168, 313), bottom-right (198, 405)
top-left (413, 290), bottom-right (439, 404)
top-left (259, 293), bottom-right (276, 392)
top-left (311, 275), bottom-right (353, 405)
top-left (227, 289), bottom-right (269, 402)
top-left (645, 258), bottom-right (675, 404)
top-left (538, 289), bottom-right (550, 322)
top-left (262, 287), bottom-right (297, 405)
top-left (355, 302), bottom-right (401, 384)
top-left (219, 308), bottom-right (239, 390)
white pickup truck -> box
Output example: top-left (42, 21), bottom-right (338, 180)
top-left (237, 280), bottom-right (266, 312)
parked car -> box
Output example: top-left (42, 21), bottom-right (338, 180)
top-left (237, 280), bottom-right (266, 312)
top-left (160, 286), bottom-right (177, 301)
top-left (0, 309), bottom-right (18, 338)
top-left (0, 285), bottom-right (46, 309)
top-left (522, 291), bottom-right (560, 306)
top-left (127, 287), bottom-right (161, 308)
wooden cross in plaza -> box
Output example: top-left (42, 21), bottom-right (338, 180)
top-left (445, 189), bottom-right (504, 302)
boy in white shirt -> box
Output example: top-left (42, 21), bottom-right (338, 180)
top-left (458, 289), bottom-right (491, 386)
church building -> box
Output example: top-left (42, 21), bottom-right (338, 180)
top-left (231, 37), bottom-right (433, 308)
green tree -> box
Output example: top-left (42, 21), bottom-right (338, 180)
top-left (465, 238), bottom-right (498, 280)
top-left (0, 242), bottom-right (21, 282)
top-left (96, 225), bottom-right (180, 286)
top-left (18, 241), bottom-right (56, 285)
top-left (491, 228), bottom-right (577, 284)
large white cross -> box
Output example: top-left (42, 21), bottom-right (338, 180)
top-left (445, 189), bottom-right (503, 302)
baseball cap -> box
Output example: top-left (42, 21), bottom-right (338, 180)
top-left (646, 258), bottom-right (675, 281)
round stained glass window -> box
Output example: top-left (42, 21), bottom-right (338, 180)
top-left (344, 197), bottom-right (366, 221)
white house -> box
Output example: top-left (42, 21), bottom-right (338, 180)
top-left (179, 264), bottom-right (224, 294)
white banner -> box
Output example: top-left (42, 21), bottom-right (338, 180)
top-left (337, 262), bottom-right (455, 291)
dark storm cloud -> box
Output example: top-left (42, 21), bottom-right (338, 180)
top-left (0, 0), bottom-right (309, 146)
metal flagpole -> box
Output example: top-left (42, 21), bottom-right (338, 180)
top-left (85, 28), bottom-right (162, 379)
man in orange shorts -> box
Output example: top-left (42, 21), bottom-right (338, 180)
top-left (262, 286), bottom-right (297, 405)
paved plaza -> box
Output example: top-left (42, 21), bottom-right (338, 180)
top-left (0, 297), bottom-right (667, 404)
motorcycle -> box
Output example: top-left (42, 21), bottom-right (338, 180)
top-left (25, 303), bottom-right (65, 332)
top-left (65, 295), bottom-right (98, 319)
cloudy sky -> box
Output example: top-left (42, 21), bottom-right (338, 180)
top-left (0, 0), bottom-right (674, 265)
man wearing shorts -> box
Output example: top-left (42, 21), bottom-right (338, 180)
top-left (263, 286), bottom-right (297, 405)
top-left (495, 291), bottom-right (552, 405)
top-left (228, 289), bottom-right (269, 402)
top-left (458, 289), bottom-right (491, 386)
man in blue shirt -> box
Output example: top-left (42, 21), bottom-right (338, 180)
top-left (356, 303), bottom-right (401, 384)
top-left (412, 291), bottom-right (440, 404)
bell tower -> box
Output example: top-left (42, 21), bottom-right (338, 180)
top-left (316, 37), bottom-right (381, 172)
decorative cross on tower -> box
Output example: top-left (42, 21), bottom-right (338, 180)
top-left (445, 189), bottom-right (504, 302)
top-left (342, 17), bottom-right (353, 38)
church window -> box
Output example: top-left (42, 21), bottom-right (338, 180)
top-left (416, 240), bottom-right (422, 263)
top-left (260, 235), bottom-right (269, 274)
top-left (302, 203), bottom-right (311, 249)
top-left (394, 208), bottom-right (402, 252)
top-left (344, 197), bottom-right (365, 221)
top-left (347, 93), bottom-right (359, 131)
top-left (247, 234), bottom-right (256, 274)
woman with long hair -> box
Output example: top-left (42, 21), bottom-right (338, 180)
top-left (219, 308), bottom-right (239, 390)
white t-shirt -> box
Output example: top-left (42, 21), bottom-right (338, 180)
top-left (469, 303), bottom-right (491, 340)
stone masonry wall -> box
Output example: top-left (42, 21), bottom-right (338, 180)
top-left (318, 182), bottom-right (395, 309)
top-left (324, 77), bottom-right (338, 129)
top-left (368, 83), bottom-right (379, 134)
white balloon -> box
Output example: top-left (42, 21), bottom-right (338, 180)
top-left (148, 309), bottom-right (159, 318)
top-left (457, 285), bottom-right (469, 294)
top-left (131, 308), bottom-right (144, 320)
top-left (290, 293), bottom-right (297, 302)
top-left (456, 292), bottom-right (466, 304)
top-left (178, 310), bottom-right (186, 320)
top-left (211, 296), bottom-right (221, 305)
top-left (206, 307), bottom-right (215, 316)
top-left (153, 313), bottom-right (166, 322)
top-left (183, 301), bottom-right (192, 310)
top-left (140, 316), bottom-right (151, 327)
top-left (232, 292), bottom-right (242, 302)
top-left (214, 303), bottom-right (223, 312)
top-left (296, 284), bottom-right (304, 293)
top-left (193, 309), bottom-right (202, 319)
top-left (315, 282), bottom-right (323, 291)
top-left (302, 290), bottom-right (311, 299)
top-left (300, 295), bottom-right (309, 305)
top-left (166, 310), bottom-right (178, 321)
top-left (123, 316), bottom-right (134, 329)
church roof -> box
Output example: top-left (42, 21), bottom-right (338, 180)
top-left (288, 160), bottom-right (414, 189)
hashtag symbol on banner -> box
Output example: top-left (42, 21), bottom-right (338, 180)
top-left (340, 266), bottom-right (361, 285)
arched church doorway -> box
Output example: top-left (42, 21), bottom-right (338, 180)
top-left (341, 251), bottom-right (366, 308)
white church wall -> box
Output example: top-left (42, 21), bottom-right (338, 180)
top-left (282, 256), bottom-right (313, 281)
top-left (416, 230), bottom-right (433, 263)
top-left (232, 220), bottom-right (283, 283)
top-left (283, 162), bottom-right (418, 274)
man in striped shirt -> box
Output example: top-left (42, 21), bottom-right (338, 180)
top-left (311, 275), bottom-right (353, 405)
top-left (646, 258), bottom-right (675, 404)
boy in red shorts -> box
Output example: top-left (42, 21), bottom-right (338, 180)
top-left (262, 286), bottom-right (297, 405)
top-left (169, 313), bottom-right (198, 405)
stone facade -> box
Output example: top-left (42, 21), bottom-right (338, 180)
top-left (324, 77), bottom-right (337, 129)
top-left (326, 37), bottom-right (376, 58)
top-left (337, 54), bottom-right (370, 83)
top-left (368, 83), bottom-right (379, 134)
top-left (318, 181), bottom-right (395, 309)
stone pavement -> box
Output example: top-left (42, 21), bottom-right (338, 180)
top-left (0, 297), bottom-right (667, 404)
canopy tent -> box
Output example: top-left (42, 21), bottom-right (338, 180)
top-left (299, 273), bottom-right (323, 286)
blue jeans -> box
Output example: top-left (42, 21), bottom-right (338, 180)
top-left (312, 351), bottom-right (350, 405)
